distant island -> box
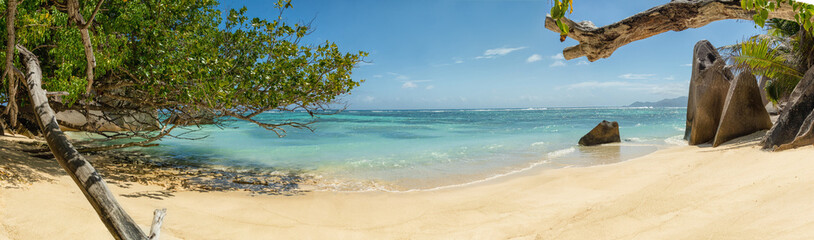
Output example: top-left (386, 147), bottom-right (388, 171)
top-left (627, 96), bottom-right (688, 107)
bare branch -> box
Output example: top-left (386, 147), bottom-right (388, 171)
top-left (83, 0), bottom-right (106, 29)
top-left (544, 0), bottom-right (797, 62)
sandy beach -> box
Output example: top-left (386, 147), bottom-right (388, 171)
top-left (2, 132), bottom-right (814, 239)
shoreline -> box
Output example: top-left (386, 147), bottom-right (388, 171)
top-left (14, 132), bottom-right (682, 193)
top-left (5, 131), bottom-right (814, 238)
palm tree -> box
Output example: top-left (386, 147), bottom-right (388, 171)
top-left (719, 19), bottom-right (814, 105)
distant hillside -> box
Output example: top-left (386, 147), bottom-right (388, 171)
top-left (628, 96), bottom-right (688, 107)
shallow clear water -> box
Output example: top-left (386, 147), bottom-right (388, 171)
top-left (134, 107), bottom-right (687, 191)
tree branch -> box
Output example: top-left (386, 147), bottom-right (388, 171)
top-left (83, 0), bottom-right (106, 29)
top-left (544, 0), bottom-right (797, 62)
top-left (66, 0), bottom-right (97, 95)
top-left (16, 44), bottom-right (155, 240)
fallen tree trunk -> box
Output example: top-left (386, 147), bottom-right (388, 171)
top-left (545, 0), bottom-right (797, 61)
top-left (16, 44), bottom-right (161, 239)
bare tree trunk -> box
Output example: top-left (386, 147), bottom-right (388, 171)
top-left (545, 0), bottom-right (797, 62)
top-left (66, 0), bottom-right (104, 95)
top-left (3, 0), bottom-right (19, 129)
top-left (16, 44), bottom-right (154, 240)
top-left (148, 209), bottom-right (167, 240)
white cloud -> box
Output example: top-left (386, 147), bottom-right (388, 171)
top-left (563, 81), bottom-right (635, 89)
top-left (549, 61), bottom-right (566, 67)
top-left (402, 81), bottom-right (418, 89)
top-left (455, 60), bottom-right (464, 64)
top-left (682, 63), bottom-right (693, 67)
top-left (363, 96), bottom-right (376, 102)
top-left (618, 73), bottom-right (656, 80)
top-left (663, 75), bottom-right (675, 80)
top-left (577, 60), bottom-right (590, 65)
top-left (551, 53), bottom-right (565, 60)
top-left (389, 72), bottom-right (433, 90)
top-left (476, 46), bottom-right (526, 59)
top-left (485, 47), bottom-right (526, 56)
top-left (388, 72), bottom-right (410, 81)
top-left (372, 74), bottom-right (383, 78)
top-left (526, 54), bottom-right (543, 63)
top-left (357, 62), bottom-right (374, 67)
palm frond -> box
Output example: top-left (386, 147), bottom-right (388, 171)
top-left (766, 19), bottom-right (800, 37)
top-left (731, 38), bottom-right (803, 82)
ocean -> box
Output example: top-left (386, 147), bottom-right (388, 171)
top-left (133, 107), bottom-right (688, 192)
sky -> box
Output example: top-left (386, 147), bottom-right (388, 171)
top-left (223, 0), bottom-right (768, 109)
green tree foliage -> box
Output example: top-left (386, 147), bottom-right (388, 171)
top-left (1, 0), bottom-right (366, 146)
top-left (721, 19), bottom-right (814, 104)
top-left (549, 0), bottom-right (573, 41)
top-left (742, 0), bottom-right (814, 31)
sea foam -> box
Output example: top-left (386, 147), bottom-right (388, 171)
top-left (547, 147), bottom-right (576, 159)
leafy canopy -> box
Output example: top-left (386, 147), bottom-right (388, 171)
top-left (2, 0), bottom-right (367, 141)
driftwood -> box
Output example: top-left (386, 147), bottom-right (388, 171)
top-left (148, 209), bottom-right (168, 240)
top-left (544, 0), bottom-right (797, 61)
top-left (17, 44), bottom-right (164, 239)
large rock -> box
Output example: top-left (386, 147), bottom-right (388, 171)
top-left (762, 66), bottom-right (814, 150)
top-left (578, 120), bottom-right (621, 146)
top-left (765, 102), bottom-right (779, 115)
top-left (776, 111), bottom-right (814, 151)
top-left (56, 109), bottom-right (159, 132)
top-left (685, 40), bottom-right (732, 145)
top-left (57, 110), bottom-right (127, 132)
top-left (712, 71), bottom-right (773, 147)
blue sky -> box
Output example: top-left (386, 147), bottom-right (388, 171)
top-left (224, 0), bottom-right (765, 109)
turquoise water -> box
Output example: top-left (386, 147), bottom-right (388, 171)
top-left (139, 107), bottom-right (687, 191)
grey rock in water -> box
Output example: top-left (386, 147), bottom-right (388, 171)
top-left (763, 66), bottom-right (814, 150)
top-left (712, 71), bottom-right (773, 147)
top-left (579, 120), bottom-right (621, 146)
top-left (685, 40), bottom-right (732, 145)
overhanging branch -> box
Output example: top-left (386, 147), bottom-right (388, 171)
top-left (545, 0), bottom-right (797, 61)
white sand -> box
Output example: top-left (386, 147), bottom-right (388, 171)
top-left (3, 133), bottom-right (814, 239)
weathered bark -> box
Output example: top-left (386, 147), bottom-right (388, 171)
top-left (544, 0), bottom-right (797, 61)
top-left (4, 0), bottom-right (19, 129)
top-left (148, 209), bottom-right (167, 240)
top-left (16, 44), bottom-right (155, 240)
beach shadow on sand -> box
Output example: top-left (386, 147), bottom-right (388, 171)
top-left (696, 130), bottom-right (767, 152)
top-left (91, 156), bottom-right (314, 199)
top-left (1, 135), bottom-right (311, 198)
top-left (0, 136), bottom-right (63, 188)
